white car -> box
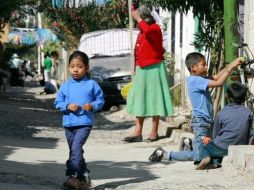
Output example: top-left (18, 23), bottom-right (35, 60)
top-left (78, 29), bottom-right (138, 109)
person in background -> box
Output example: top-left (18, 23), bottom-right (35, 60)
top-left (123, 5), bottom-right (174, 143)
top-left (54, 51), bottom-right (104, 189)
top-left (8, 53), bottom-right (23, 86)
top-left (43, 54), bottom-right (52, 82)
top-left (39, 79), bottom-right (57, 95)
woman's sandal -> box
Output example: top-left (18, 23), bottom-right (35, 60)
top-left (144, 135), bottom-right (159, 143)
top-left (122, 135), bottom-right (143, 143)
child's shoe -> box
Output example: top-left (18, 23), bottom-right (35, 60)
top-left (183, 137), bottom-right (193, 151)
top-left (78, 172), bottom-right (91, 188)
top-left (63, 176), bottom-right (80, 189)
top-left (149, 147), bottom-right (166, 162)
top-left (179, 137), bottom-right (193, 151)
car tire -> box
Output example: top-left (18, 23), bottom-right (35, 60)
top-left (102, 102), bottom-right (112, 111)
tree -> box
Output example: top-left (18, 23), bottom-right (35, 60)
top-left (143, 0), bottom-right (227, 112)
top-left (39, 0), bottom-right (129, 49)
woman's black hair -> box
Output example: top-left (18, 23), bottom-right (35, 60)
top-left (227, 82), bottom-right (247, 104)
top-left (68, 50), bottom-right (90, 78)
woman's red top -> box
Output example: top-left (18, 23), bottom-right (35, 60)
top-left (135, 20), bottom-right (164, 68)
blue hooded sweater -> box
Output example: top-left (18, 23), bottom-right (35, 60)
top-left (54, 76), bottom-right (104, 127)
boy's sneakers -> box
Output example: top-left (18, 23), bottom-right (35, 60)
top-left (183, 137), bottom-right (193, 151)
top-left (79, 172), bottom-right (91, 188)
top-left (63, 176), bottom-right (80, 189)
top-left (149, 147), bottom-right (166, 162)
top-left (179, 137), bottom-right (193, 151)
top-left (63, 173), bottom-right (91, 189)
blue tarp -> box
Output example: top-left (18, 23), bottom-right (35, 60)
top-left (52, 0), bottom-right (108, 8)
top-left (8, 29), bottom-right (58, 45)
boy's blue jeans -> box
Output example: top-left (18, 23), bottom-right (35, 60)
top-left (65, 125), bottom-right (92, 178)
top-left (169, 117), bottom-right (211, 161)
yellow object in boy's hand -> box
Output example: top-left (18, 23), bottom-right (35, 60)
top-left (239, 57), bottom-right (246, 62)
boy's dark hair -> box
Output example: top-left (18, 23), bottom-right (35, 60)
top-left (185, 52), bottom-right (205, 72)
top-left (227, 82), bottom-right (247, 104)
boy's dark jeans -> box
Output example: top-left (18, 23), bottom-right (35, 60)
top-left (65, 125), bottom-right (92, 178)
top-left (199, 141), bottom-right (228, 166)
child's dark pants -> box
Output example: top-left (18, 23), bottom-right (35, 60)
top-left (65, 125), bottom-right (92, 178)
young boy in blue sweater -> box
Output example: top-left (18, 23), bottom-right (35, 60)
top-left (54, 51), bottom-right (104, 189)
top-left (149, 52), bottom-right (243, 163)
top-left (196, 82), bottom-right (253, 169)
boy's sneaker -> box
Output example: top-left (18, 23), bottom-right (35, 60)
top-left (79, 172), bottom-right (91, 188)
top-left (179, 137), bottom-right (193, 151)
top-left (149, 147), bottom-right (166, 162)
top-left (183, 137), bottom-right (193, 151)
top-left (63, 176), bottom-right (80, 189)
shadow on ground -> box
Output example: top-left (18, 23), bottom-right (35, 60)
top-left (0, 156), bottom-right (158, 190)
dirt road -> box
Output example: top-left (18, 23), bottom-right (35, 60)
top-left (0, 85), bottom-right (252, 190)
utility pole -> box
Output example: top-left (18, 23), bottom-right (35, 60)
top-left (222, 0), bottom-right (238, 106)
top-left (37, 12), bottom-right (44, 75)
top-left (179, 13), bottom-right (185, 108)
top-left (128, 0), bottom-right (135, 78)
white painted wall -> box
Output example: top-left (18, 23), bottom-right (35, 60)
top-left (244, 0), bottom-right (254, 93)
top-left (171, 12), bottom-right (195, 83)
top-left (244, 0), bottom-right (254, 51)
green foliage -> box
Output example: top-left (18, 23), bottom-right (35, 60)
top-left (170, 84), bottom-right (181, 107)
top-left (40, 0), bottom-right (129, 49)
top-left (41, 41), bottom-right (60, 55)
top-left (143, 0), bottom-right (224, 49)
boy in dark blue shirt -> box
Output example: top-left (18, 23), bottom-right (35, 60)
top-left (149, 52), bottom-right (243, 163)
top-left (196, 82), bottom-right (254, 170)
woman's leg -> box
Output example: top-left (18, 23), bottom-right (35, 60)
top-left (123, 117), bottom-right (144, 142)
top-left (150, 116), bottom-right (160, 138)
top-left (133, 116), bottom-right (145, 136)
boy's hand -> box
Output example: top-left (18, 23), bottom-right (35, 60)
top-left (230, 57), bottom-right (245, 68)
top-left (238, 57), bottom-right (246, 62)
top-left (82, 104), bottom-right (93, 111)
top-left (67, 104), bottom-right (79, 112)
top-left (202, 136), bottom-right (211, 145)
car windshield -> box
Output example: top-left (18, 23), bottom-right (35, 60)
top-left (89, 56), bottom-right (131, 78)
top-left (78, 29), bottom-right (137, 78)
top-left (78, 29), bottom-right (139, 58)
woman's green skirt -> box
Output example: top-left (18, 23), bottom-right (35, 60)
top-left (127, 61), bottom-right (174, 117)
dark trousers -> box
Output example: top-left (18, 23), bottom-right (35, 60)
top-left (199, 141), bottom-right (228, 166)
top-left (65, 125), bottom-right (92, 178)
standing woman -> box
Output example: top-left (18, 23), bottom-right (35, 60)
top-left (123, 5), bottom-right (174, 143)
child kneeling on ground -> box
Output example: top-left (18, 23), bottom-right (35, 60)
top-left (149, 52), bottom-right (243, 163)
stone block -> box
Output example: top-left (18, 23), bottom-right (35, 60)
top-left (225, 145), bottom-right (254, 182)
